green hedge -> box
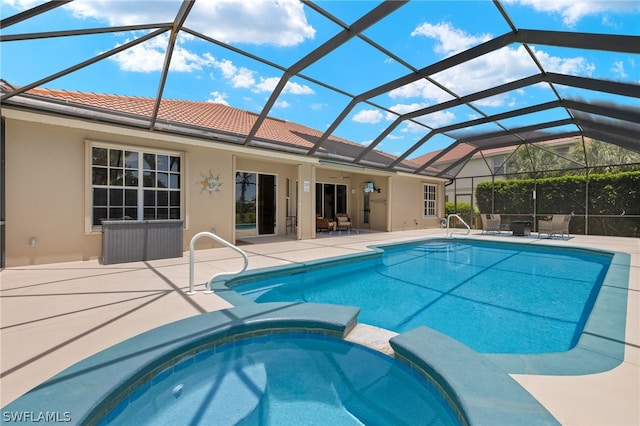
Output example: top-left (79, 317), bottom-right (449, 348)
top-left (445, 202), bottom-right (478, 228)
top-left (475, 171), bottom-right (640, 237)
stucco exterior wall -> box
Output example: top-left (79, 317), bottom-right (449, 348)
top-left (389, 175), bottom-right (445, 231)
top-left (3, 111), bottom-right (446, 266)
top-left (5, 116), bottom-right (242, 266)
top-left (6, 119), bottom-right (88, 265)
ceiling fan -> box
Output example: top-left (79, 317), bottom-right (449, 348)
top-left (328, 173), bottom-right (352, 179)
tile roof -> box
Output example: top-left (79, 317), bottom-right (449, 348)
top-left (412, 136), bottom-right (580, 166)
top-left (6, 84), bottom-right (418, 170)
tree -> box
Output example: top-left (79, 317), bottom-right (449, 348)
top-left (504, 138), bottom-right (640, 179)
top-left (566, 139), bottom-right (640, 175)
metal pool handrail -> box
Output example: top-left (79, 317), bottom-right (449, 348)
top-left (187, 231), bottom-right (249, 295)
top-left (446, 214), bottom-right (471, 237)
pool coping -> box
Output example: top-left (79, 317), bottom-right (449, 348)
top-left (217, 237), bottom-right (631, 376)
top-left (1, 301), bottom-right (560, 425)
top-left (390, 326), bottom-right (559, 425)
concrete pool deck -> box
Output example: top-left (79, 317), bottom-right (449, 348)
top-left (1, 229), bottom-right (638, 425)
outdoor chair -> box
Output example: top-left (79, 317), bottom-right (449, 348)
top-left (538, 214), bottom-right (571, 238)
top-left (335, 213), bottom-right (352, 232)
top-left (481, 214), bottom-right (501, 233)
top-left (316, 217), bottom-right (334, 232)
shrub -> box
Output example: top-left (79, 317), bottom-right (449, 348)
top-left (475, 171), bottom-right (640, 236)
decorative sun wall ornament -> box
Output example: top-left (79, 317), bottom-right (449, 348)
top-left (197, 170), bottom-right (223, 196)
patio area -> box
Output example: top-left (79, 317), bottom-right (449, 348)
top-left (1, 229), bottom-right (638, 425)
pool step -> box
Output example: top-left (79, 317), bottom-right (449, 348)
top-left (411, 243), bottom-right (470, 254)
top-left (261, 400), bottom-right (365, 425)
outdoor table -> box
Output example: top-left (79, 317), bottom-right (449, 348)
top-left (511, 221), bottom-right (531, 236)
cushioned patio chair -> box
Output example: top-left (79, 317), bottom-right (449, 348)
top-left (538, 214), bottom-right (571, 238)
top-left (335, 213), bottom-right (352, 233)
top-left (481, 214), bottom-right (501, 234)
top-left (316, 216), bottom-right (334, 233)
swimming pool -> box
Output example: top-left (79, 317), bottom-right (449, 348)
top-left (101, 332), bottom-right (460, 425)
top-left (232, 239), bottom-right (612, 354)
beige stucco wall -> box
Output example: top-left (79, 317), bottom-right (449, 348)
top-left (389, 175), bottom-right (445, 231)
top-left (6, 118), bottom-right (89, 265)
top-left (5, 116), bottom-right (240, 265)
top-left (3, 110), bottom-right (446, 266)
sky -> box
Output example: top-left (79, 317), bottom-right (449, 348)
top-left (1, 0), bottom-right (639, 159)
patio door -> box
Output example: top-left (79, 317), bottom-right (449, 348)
top-left (235, 171), bottom-right (276, 237)
top-left (315, 183), bottom-right (347, 218)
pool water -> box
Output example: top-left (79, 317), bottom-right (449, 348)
top-left (234, 240), bottom-right (612, 354)
top-left (101, 333), bottom-right (460, 425)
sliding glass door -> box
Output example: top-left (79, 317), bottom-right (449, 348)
top-left (235, 171), bottom-right (276, 237)
top-left (315, 183), bottom-right (347, 219)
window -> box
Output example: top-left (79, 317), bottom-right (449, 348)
top-left (423, 184), bottom-right (437, 217)
top-left (493, 156), bottom-right (507, 175)
top-left (91, 145), bottom-right (181, 227)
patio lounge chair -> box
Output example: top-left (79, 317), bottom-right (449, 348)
top-left (481, 214), bottom-right (501, 233)
top-left (538, 214), bottom-right (571, 238)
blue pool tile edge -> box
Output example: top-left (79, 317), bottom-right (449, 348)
top-left (390, 326), bottom-right (560, 426)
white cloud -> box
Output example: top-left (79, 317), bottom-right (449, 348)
top-left (109, 33), bottom-right (316, 100)
top-left (387, 102), bottom-right (429, 118)
top-left (283, 81), bottom-right (315, 95)
top-left (274, 99), bottom-right (291, 108)
top-left (401, 111), bottom-right (456, 132)
top-left (610, 60), bottom-right (628, 79)
top-left (386, 134), bottom-right (403, 140)
top-left (109, 33), bottom-right (214, 72)
top-left (49, 0), bottom-right (314, 47)
top-left (353, 110), bottom-right (384, 124)
top-left (531, 46), bottom-right (595, 76)
top-left (2, 0), bottom-right (40, 9)
top-left (62, 0), bottom-right (176, 26)
top-left (389, 79), bottom-right (454, 103)
top-left (254, 77), bottom-right (279, 93)
top-left (252, 76), bottom-right (314, 95)
top-left (310, 103), bottom-right (327, 111)
top-left (212, 58), bottom-right (256, 88)
top-left (385, 102), bottom-right (455, 129)
top-left (504, 0), bottom-right (640, 26)
top-left (411, 22), bottom-right (492, 56)
top-left (394, 26), bottom-right (596, 107)
top-left (207, 91), bottom-right (229, 105)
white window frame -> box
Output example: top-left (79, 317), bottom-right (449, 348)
top-left (85, 141), bottom-right (184, 232)
top-left (423, 184), bottom-right (437, 217)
